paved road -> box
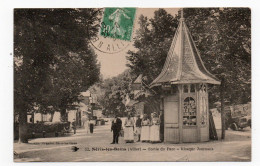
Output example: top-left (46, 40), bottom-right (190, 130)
top-left (14, 124), bottom-right (251, 162)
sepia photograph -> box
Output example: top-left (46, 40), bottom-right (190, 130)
top-left (13, 7), bottom-right (251, 162)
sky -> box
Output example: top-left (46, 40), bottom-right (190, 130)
top-left (95, 8), bottom-right (179, 78)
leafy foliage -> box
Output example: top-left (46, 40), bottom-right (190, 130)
top-left (127, 9), bottom-right (179, 83)
top-left (183, 8), bottom-right (251, 105)
top-left (127, 8), bottom-right (251, 106)
top-left (90, 70), bottom-right (136, 117)
top-left (14, 9), bottom-right (101, 141)
top-left (27, 122), bottom-right (70, 134)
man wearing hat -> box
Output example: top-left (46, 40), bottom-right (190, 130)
top-left (111, 114), bottom-right (122, 144)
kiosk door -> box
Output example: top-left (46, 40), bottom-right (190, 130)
top-left (164, 95), bottom-right (179, 143)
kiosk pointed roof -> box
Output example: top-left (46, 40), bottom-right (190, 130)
top-left (150, 14), bottom-right (220, 87)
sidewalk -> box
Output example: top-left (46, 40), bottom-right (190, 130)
top-left (14, 126), bottom-right (103, 153)
top-left (14, 124), bottom-right (251, 162)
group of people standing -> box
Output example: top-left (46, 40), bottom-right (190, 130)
top-left (111, 112), bottom-right (162, 144)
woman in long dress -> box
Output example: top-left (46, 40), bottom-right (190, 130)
top-left (150, 112), bottom-right (160, 143)
top-left (124, 115), bottom-right (134, 143)
top-left (141, 114), bottom-right (150, 142)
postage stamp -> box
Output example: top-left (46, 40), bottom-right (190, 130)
top-left (100, 8), bottom-right (136, 41)
top-left (90, 8), bottom-right (136, 54)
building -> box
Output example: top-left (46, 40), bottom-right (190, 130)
top-left (150, 12), bottom-right (220, 143)
top-left (131, 74), bottom-right (160, 118)
top-left (26, 90), bottom-right (96, 126)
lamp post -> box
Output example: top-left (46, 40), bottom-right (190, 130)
top-left (89, 95), bottom-right (96, 134)
top-left (89, 96), bottom-right (93, 118)
top-left (220, 77), bottom-right (225, 139)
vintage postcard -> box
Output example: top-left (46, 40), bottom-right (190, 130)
top-left (13, 7), bottom-right (251, 162)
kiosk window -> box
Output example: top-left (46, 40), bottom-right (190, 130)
top-left (190, 84), bottom-right (195, 92)
top-left (184, 85), bottom-right (189, 93)
top-left (183, 97), bottom-right (196, 126)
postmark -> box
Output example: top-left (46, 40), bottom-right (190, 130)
top-left (90, 8), bottom-right (136, 54)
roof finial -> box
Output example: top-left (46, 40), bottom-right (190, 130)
top-left (181, 8), bottom-right (184, 18)
top-left (180, 8), bottom-right (185, 21)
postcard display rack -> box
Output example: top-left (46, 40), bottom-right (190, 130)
top-left (150, 16), bottom-right (220, 143)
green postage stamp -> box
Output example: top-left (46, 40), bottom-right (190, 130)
top-left (100, 8), bottom-right (136, 41)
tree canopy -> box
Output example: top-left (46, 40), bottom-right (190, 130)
top-left (14, 9), bottom-right (101, 142)
top-left (127, 9), bottom-right (179, 83)
top-left (90, 70), bottom-right (136, 117)
top-left (127, 8), bottom-right (251, 106)
top-left (183, 8), bottom-right (251, 105)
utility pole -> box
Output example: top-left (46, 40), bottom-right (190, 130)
top-left (220, 77), bottom-right (225, 139)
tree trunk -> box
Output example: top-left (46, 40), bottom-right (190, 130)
top-left (18, 108), bottom-right (28, 143)
top-left (220, 77), bottom-right (225, 140)
top-left (60, 107), bottom-right (67, 122)
top-left (50, 112), bottom-right (54, 122)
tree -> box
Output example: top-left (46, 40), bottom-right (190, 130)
top-left (14, 9), bottom-right (101, 143)
top-left (183, 8), bottom-right (251, 106)
top-left (127, 8), bottom-right (251, 107)
top-left (49, 49), bottom-right (100, 121)
top-left (90, 70), bottom-right (136, 117)
top-left (127, 9), bottom-right (179, 83)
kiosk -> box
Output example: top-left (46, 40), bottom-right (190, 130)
top-left (150, 13), bottom-right (220, 143)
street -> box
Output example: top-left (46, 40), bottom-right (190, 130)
top-left (11, 7), bottom-right (252, 163)
top-left (14, 123), bottom-right (251, 162)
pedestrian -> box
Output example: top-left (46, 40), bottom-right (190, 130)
top-left (150, 112), bottom-right (160, 143)
top-left (72, 119), bottom-right (77, 134)
top-left (111, 114), bottom-right (122, 144)
top-left (141, 114), bottom-right (150, 142)
top-left (89, 119), bottom-right (94, 134)
top-left (135, 114), bottom-right (142, 142)
top-left (124, 114), bottom-right (134, 143)
top-left (85, 116), bottom-right (90, 134)
top-left (82, 115), bottom-right (86, 127)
